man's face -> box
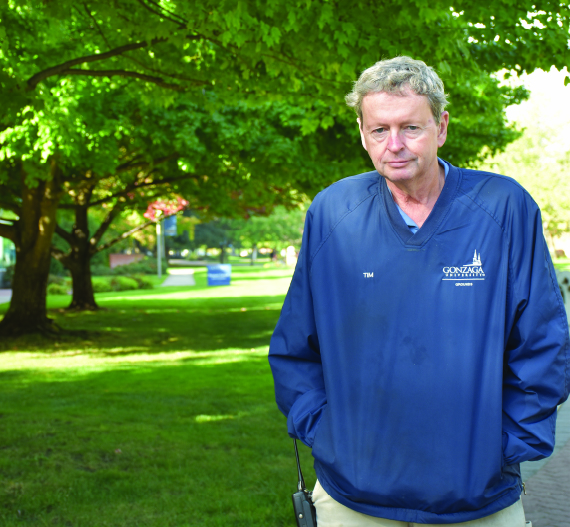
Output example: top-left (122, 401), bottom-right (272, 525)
top-left (357, 90), bottom-right (449, 185)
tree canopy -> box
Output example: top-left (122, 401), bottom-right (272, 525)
top-left (1, 0), bottom-right (570, 335)
top-left (45, 93), bottom-right (355, 310)
top-left (3, 0), bottom-right (570, 152)
top-left (4, 0), bottom-right (570, 194)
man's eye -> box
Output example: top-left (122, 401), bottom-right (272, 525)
top-left (407, 126), bottom-right (419, 131)
top-left (372, 128), bottom-right (386, 135)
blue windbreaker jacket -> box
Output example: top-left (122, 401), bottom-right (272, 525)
top-left (269, 163), bottom-right (570, 524)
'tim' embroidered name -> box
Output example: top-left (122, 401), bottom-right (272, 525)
top-left (363, 272), bottom-right (374, 278)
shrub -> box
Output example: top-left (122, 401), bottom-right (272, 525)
top-left (92, 277), bottom-right (113, 293)
top-left (92, 275), bottom-right (154, 293)
top-left (91, 263), bottom-right (112, 276)
top-left (111, 257), bottom-right (165, 276)
top-left (47, 283), bottom-right (69, 296)
top-left (48, 274), bottom-right (66, 286)
top-left (110, 276), bottom-right (139, 291)
top-left (132, 274), bottom-right (154, 290)
top-left (49, 257), bottom-right (66, 276)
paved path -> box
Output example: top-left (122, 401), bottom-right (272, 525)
top-left (160, 268), bottom-right (196, 287)
top-left (0, 288), bottom-right (11, 304)
top-left (521, 402), bottom-right (570, 527)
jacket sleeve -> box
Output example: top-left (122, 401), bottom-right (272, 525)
top-left (268, 209), bottom-right (327, 447)
top-left (502, 199), bottom-right (570, 465)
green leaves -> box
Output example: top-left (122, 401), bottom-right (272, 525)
top-left (1, 0), bottom-right (570, 211)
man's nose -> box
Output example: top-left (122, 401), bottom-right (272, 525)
top-left (387, 131), bottom-right (404, 152)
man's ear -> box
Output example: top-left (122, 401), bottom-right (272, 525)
top-left (357, 117), bottom-right (368, 151)
top-left (437, 111), bottom-right (449, 148)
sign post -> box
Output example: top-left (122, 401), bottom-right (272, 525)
top-left (156, 220), bottom-right (162, 278)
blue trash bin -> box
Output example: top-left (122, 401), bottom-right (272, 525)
top-left (207, 264), bottom-right (232, 286)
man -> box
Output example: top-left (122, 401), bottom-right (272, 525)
top-left (269, 57), bottom-right (569, 526)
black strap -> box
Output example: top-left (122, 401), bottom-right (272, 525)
top-left (294, 439), bottom-right (307, 492)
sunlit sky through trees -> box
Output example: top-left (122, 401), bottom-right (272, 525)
top-left (505, 67), bottom-right (570, 155)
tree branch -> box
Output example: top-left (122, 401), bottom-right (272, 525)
top-left (87, 173), bottom-right (197, 208)
top-left (135, 0), bottom-right (188, 28)
top-left (113, 154), bottom-right (147, 173)
top-left (63, 69), bottom-right (195, 90)
top-left (95, 218), bottom-right (156, 254)
top-left (54, 224), bottom-right (74, 246)
top-left (81, 3), bottom-right (112, 49)
top-left (50, 246), bottom-right (69, 263)
top-left (26, 40), bottom-right (166, 90)
top-left (116, 152), bottom-right (180, 173)
top-left (120, 53), bottom-right (212, 85)
top-left (89, 202), bottom-right (125, 248)
top-left (146, 0), bottom-right (188, 25)
top-left (76, 169), bottom-right (155, 210)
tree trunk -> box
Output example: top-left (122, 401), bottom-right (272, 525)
top-left (53, 198), bottom-right (100, 311)
top-left (66, 251), bottom-right (98, 311)
top-left (0, 162), bottom-right (63, 337)
top-left (53, 196), bottom-right (158, 311)
top-left (65, 202), bottom-right (100, 310)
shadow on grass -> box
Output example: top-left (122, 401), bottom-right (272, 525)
top-left (0, 294), bottom-right (285, 355)
top-left (0, 369), bottom-right (25, 381)
top-left (0, 266), bottom-right (308, 526)
top-left (0, 358), bottom-right (312, 527)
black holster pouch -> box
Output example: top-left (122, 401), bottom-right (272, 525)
top-left (292, 439), bottom-right (317, 527)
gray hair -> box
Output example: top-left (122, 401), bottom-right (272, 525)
top-left (345, 56), bottom-right (449, 125)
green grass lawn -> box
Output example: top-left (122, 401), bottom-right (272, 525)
top-left (0, 266), bottom-right (315, 526)
top-left (554, 257), bottom-right (570, 272)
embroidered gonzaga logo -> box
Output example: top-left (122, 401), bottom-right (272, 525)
top-left (442, 250), bottom-right (485, 285)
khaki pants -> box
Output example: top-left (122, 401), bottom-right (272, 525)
top-left (312, 480), bottom-right (530, 526)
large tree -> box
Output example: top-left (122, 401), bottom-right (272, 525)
top-left (1, 0), bottom-right (569, 335)
top-left (50, 93), bottom-right (361, 311)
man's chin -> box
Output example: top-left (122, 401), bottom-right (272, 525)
top-left (379, 169), bottom-right (416, 183)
